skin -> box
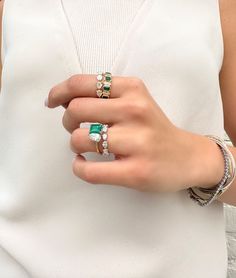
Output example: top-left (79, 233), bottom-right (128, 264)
top-left (0, 0), bottom-right (235, 205)
top-left (47, 73), bottom-right (231, 195)
top-left (45, 75), bottom-right (227, 195)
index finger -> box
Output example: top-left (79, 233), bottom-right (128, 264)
top-left (47, 74), bottom-right (125, 108)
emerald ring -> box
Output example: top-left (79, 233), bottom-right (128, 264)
top-left (96, 72), bottom-right (112, 99)
top-left (89, 123), bottom-right (110, 156)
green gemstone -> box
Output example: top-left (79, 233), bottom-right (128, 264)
top-left (103, 84), bottom-right (111, 91)
top-left (105, 72), bottom-right (112, 82)
top-left (89, 124), bottom-right (103, 134)
top-left (105, 76), bottom-right (112, 82)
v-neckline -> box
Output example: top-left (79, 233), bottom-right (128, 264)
top-left (58, 0), bottom-right (154, 75)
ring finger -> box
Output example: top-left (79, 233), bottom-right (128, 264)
top-left (63, 98), bottom-right (123, 133)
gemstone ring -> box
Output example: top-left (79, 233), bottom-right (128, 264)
top-left (101, 124), bottom-right (109, 156)
top-left (89, 123), bottom-right (110, 156)
top-left (96, 72), bottom-right (112, 99)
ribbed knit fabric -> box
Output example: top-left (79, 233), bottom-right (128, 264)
top-left (61, 0), bottom-right (145, 73)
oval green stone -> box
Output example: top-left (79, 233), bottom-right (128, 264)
top-left (103, 84), bottom-right (111, 91)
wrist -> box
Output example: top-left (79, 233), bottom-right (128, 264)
top-left (189, 133), bottom-right (225, 189)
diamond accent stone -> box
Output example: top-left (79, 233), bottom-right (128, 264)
top-left (96, 90), bottom-right (103, 97)
top-left (102, 125), bottom-right (108, 132)
top-left (97, 74), bottom-right (103, 81)
top-left (102, 141), bottom-right (108, 148)
top-left (89, 133), bottom-right (101, 142)
top-left (102, 133), bottom-right (108, 140)
top-left (96, 82), bottom-right (103, 89)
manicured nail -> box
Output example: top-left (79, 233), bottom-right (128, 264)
top-left (44, 97), bottom-right (48, 107)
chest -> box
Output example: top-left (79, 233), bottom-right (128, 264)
top-left (4, 0), bottom-right (222, 74)
top-left (2, 0), bottom-right (224, 134)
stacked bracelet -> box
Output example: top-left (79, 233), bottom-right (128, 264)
top-left (187, 134), bottom-right (236, 207)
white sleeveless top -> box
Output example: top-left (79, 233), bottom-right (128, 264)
top-left (0, 1), bottom-right (227, 277)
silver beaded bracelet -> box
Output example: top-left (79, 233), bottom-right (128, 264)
top-left (187, 135), bottom-right (236, 207)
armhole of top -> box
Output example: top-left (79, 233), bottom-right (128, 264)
top-left (215, 0), bottom-right (225, 73)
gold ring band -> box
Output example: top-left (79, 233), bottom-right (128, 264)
top-left (95, 141), bottom-right (101, 154)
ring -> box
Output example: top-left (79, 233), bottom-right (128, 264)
top-left (89, 123), bottom-right (109, 155)
top-left (101, 124), bottom-right (109, 156)
top-left (95, 141), bottom-right (101, 154)
top-left (96, 72), bottom-right (112, 99)
top-left (89, 123), bottom-right (103, 142)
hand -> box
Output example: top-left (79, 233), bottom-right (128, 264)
top-left (46, 74), bottom-right (224, 192)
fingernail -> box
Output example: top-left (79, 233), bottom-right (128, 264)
top-left (44, 97), bottom-right (48, 107)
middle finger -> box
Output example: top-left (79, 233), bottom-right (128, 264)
top-left (62, 97), bottom-right (124, 133)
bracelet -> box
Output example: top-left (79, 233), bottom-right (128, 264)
top-left (187, 135), bottom-right (236, 207)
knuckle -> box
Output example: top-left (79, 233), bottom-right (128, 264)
top-left (138, 129), bottom-right (154, 149)
top-left (134, 133), bottom-right (147, 150)
top-left (81, 167), bottom-right (97, 184)
top-left (67, 98), bottom-right (79, 116)
top-left (124, 100), bottom-right (149, 119)
top-left (72, 160), bottom-right (80, 178)
top-left (132, 163), bottom-right (151, 190)
top-left (70, 129), bottom-right (80, 150)
top-left (67, 74), bottom-right (83, 92)
top-left (128, 77), bottom-right (145, 90)
top-left (72, 159), bottom-right (98, 184)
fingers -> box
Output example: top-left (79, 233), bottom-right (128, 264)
top-left (72, 155), bottom-right (136, 187)
top-left (47, 74), bottom-right (128, 108)
top-left (70, 126), bottom-right (128, 155)
top-left (62, 98), bottom-right (123, 133)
